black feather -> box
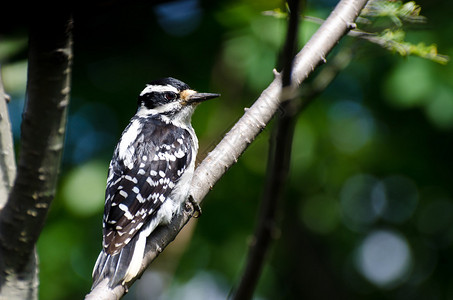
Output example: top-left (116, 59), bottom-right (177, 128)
top-left (103, 116), bottom-right (192, 255)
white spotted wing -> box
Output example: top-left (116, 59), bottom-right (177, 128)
top-left (102, 116), bottom-right (192, 255)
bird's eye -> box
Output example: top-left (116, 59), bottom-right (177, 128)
top-left (164, 92), bottom-right (177, 101)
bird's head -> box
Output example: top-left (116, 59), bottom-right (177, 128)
top-left (136, 77), bottom-right (219, 122)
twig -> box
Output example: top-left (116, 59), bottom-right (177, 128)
top-left (0, 11), bottom-right (73, 299)
top-left (231, 0), bottom-right (301, 299)
top-left (86, 0), bottom-right (369, 298)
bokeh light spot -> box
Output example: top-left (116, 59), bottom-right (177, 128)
top-left (160, 272), bottom-right (227, 300)
top-left (154, 0), bottom-right (202, 36)
top-left (62, 160), bottom-right (107, 216)
top-left (355, 230), bottom-right (412, 288)
top-left (340, 174), bottom-right (418, 229)
top-left (383, 57), bottom-right (434, 108)
top-left (425, 86), bottom-right (453, 129)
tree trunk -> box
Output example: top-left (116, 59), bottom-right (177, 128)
top-left (0, 9), bottom-right (73, 299)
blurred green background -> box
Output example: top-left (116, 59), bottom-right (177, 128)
top-left (1, 0), bottom-right (453, 299)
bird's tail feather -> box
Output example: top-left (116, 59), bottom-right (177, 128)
top-left (92, 219), bottom-right (158, 289)
top-left (91, 236), bottom-right (136, 289)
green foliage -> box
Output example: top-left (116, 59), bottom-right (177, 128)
top-left (360, 0), bottom-right (426, 25)
top-left (375, 29), bottom-right (448, 64)
top-left (267, 0), bottom-right (449, 63)
top-left (357, 0), bottom-right (449, 63)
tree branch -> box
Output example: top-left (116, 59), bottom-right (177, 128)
top-left (0, 11), bottom-right (73, 299)
top-left (0, 70), bottom-right (16, 208)
top-left (233, 39), bottom-right (358, 300)
top-left (232, 0), bottom-right (301, 299)
top-left (86, 0), bottom-right (369, 298)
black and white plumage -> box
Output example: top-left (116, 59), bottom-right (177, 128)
top-left (92, 77), bottom-right (219, 289)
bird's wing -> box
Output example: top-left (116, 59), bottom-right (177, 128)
top-left (102, 121), bottom-right (193, 255)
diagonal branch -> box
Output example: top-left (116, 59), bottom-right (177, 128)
top-left (86, 0), bottom-right (369, 298)
top-left (233, 38), bottom-right (358, 300)
top-left (0, 11), bottom-right (73, 299)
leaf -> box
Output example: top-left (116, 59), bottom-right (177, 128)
top-left (356, 0), bottom-right (449, 64)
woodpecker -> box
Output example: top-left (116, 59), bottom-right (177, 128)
top-left (92, 77), bottom-right (219, 289)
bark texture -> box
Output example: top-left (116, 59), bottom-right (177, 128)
top-left (0, 11), bottom-right (73, 299)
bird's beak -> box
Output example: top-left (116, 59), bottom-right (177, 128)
top-left (187, 93), bottom-right (221, 104)
top-left (181, 90), bottom-right (220, 105)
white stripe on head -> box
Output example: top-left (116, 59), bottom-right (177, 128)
top-left (140, 84), bottom-right (179, 96)
top-left (136, 101), bottom-right (182, 117)
top-left (136, 102), bottom-right (194, 128)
